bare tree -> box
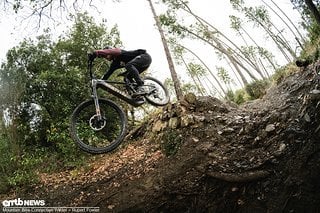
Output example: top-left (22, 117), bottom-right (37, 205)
top-left (266, 0), bottom-right (306, 45)
top-left (176, 44), bottom-right (227, 98)
top-left (146, 0), bottom-right (183, 100)
top-left (0, 0), bottom-right (110, 29)
top-left (230, 0), bottom-right (298, 61)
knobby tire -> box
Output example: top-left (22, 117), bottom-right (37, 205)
top-left (144, 76), bottom-right (169, 106)
top-left (70, 98), bottom-right (127, 154)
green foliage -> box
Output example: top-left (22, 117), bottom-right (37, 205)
top-left (0, 131), bottom-right (14, 193)
top-left (217, 66), bottom-right (233, 88)
top-left (0, 129), bottom-right (43, 191)
top-left (308, 21), bottom-right (320, 43)
top-left (226, 79), bottom-right (271, 104)
top-left (230, 0), bottom-right (245, 10)
top-left (6, 153), bottom-right (42, 187)
top-left (0, 13), bottom-right (122, 190)
top-left (272, 63), bottom-right (299, 84)
top-left (290, 0), bottom-right (320, 23)
top-left (161, 129), bottom-right (182, 156)
top-left (181, 82), bottom-right (199, 94)
top-left (47, 119), bottom-right (88, 168)
top-left (159, 12), bottom-right (185, 37)
top-left (229, 15), bottom-right (242, 31)
top-left (297, 37), bottom-right (320, 66)
top-left (187, 63), bottom-right (206, 77)
top-left (290, 0), bottom-right (320, 43)
top-left (226, 89), bottom-right (248, 105)
top-left (245, 79), bottom-right (270, 100)
top-left (166, 78), bottom-right (201, 98)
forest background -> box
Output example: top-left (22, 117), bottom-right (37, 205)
top-left (0, 0), bottom-right (319, 193)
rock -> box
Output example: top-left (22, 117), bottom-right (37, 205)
top-left (181, 114), bottom-right (195, 127)
top-left (196, 96), bottom-right (230, 113)
top-left (265, 124), bottom-right (276, 132)
top-left (303, 113), bottom-right (311, 122)
top-left (218, 127), bottom-right (235, 135)
top-left (196, 142), bottom-right (214, 152)
top-left (168, 117), bottom-right (179, 129)
top-left (309, 89), bottom-right (320, 100)
top-left (296, 58), bottom-right (311, 67)
top-left (310, 89), bottom-right (320, 94)
top-left (254, 136), bottom-right (261, 142)
top-left (176, 104), bottom-right (188, 117)
top-left (278, 143), bottom-right (286, 152)
top-left (224, 127), bottom-right (235, 133)
top-left (184, 93), bottom-right (197, 105)
top-left (193, 115), bottom-right (205, 123)
top-left (152, 120), bottom-right (167, 132)
top-left (274, 143), bottom-right (287, 156)
top-left (192, 137), bottom-right (199, 142)
top-left (238, 127), bottom-right (245, 135)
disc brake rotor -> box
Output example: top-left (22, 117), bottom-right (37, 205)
top-left (89, 115), bottom-right (106, 131)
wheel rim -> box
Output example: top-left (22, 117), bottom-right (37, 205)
top-left (89, 115), bottom-right (106, 131)
top-left (144, 78), bottom-right (168, 105)
top-left (73, 100), bottom-right (125, 150)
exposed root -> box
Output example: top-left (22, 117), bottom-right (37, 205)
top-left (197, 167), bottom-right (270, 182)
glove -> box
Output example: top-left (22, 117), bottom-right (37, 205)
top-left (88, 51), bottom-right (97, 61)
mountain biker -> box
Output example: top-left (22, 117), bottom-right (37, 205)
top-left (89, 47), bottom-right (152, 96)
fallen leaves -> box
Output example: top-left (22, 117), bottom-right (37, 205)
top-left (36, 138), bottom-right (164, 206)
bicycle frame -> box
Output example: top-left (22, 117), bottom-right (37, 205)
top-left (88, 59), bottom-right (145, 115)
top-left (70, 57), bottom-right (168, 154)
top-left (92, 79), bottom-right (145, 107)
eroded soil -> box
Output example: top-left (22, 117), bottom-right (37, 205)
top-left (2, 61), bottom-right (320, 212)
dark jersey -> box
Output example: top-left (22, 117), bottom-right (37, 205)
top-left (109, 49), bottom-right (147, 73)
top-left (95, 48), bottom-right (150, 80)
top-left (96, 48), bottom-right (146, 72)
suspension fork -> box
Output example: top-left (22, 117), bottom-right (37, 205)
top-left (91, 79), bottom-right (102, 119)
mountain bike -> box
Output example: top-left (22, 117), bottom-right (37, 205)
top-left (70, 56), bottom-right (170, 154)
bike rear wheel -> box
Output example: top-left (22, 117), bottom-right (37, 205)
top-left (70, 98), bottom-right (127, 154)
top-left (143, 76), bottom-right (169, 106)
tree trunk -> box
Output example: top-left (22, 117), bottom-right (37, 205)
top-left (181, 57), bottom-right (205, 96)
top-left (231, 1), bottom-right (296, 61)
top-left (305, 0), bottom-right (320, 26)
top-left (179, 3), bottom-right (264, 78)
top-left (268, 0), bottom-right (306, 45)
top-left (179, 44), bottom-right (226, 97)
top-left (147, 0), bottom-right (183, 100)
top-left (180, 26), bottom-right (255, 83)
top-left (261, 0), bottom-right (304, 52)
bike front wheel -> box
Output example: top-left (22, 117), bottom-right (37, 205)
top-left (70, 98), bottom-right (127, 154)
top-left (143, 76), bottom-right (169, 106)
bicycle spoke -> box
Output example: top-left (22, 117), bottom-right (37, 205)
top-left (70, 99), bottom-right (127, 154)
top-left (144, 77), bottom-right (169, 106)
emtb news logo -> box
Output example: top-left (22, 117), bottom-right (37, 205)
top-left (2, 198), bottom-right (45, 207)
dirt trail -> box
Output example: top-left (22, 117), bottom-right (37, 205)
top-left (3, 61), bottom-right (320, 212)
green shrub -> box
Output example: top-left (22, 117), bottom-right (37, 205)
top-left (161, 130), bottom-right (182, 156)
top-left (47, 120), bottom-right (88, 169)
top-left (273, 63), bottom-right (299, 84)
top-left (245, 79), bottom-right (270, 100)
top-left (226, 89), bottom-right (249, 105)
top-left (0, 139), bottom-right (42, 190)
top-left (0, 133), bottom-right (15, 192)
top-left (234, 89), bottom-right (248, 104)
top-left (0, 120), bottom-right (89, 192)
